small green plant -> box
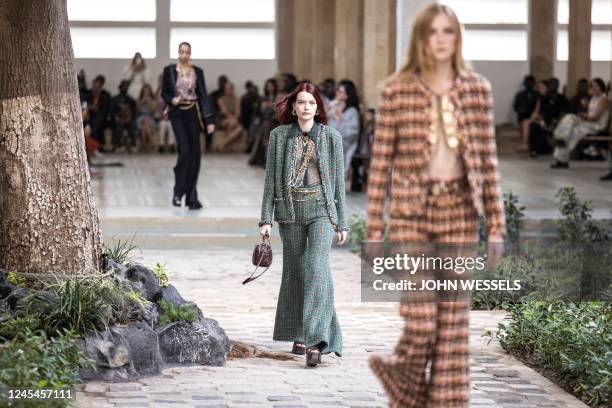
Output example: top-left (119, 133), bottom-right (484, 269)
top-left (348, 214), bottom-right (366, 246)
top-left (0, 315), bottom-right (42, 341)
top-left (152, 262), bottom-right (170, 287)
top-left (0, 328), bottom-right (95, 408)
top-left (103, 235), bottom-right (141, 266)
top-left (158, 300), bottom-right (198, 327)
top-left (24, 277), bottom-right (115, 336)
top-left (6, 272), bottom-right (27, 287)
top-left (485, 302), bottom-right (611, 406)
top-left (556, 187), bottom-right (608, 243)
top-left (126, 289), bottom-right (147, 307)
top-left (503, 191), bottom-right (525, 249)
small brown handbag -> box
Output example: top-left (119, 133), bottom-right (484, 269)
top-left (243, 234), bottom-right (273, 284)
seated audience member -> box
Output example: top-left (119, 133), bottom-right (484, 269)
top-left (208, 75), bottom-right (229, 152)
top-left (320, 78), bottom-right (336, 114)
top-left (217, 81), bottom-right (245, 152)
top-left (513, 75), bottom-right (540, 150)
top-left (248, 78), bottom-right (279, 167)
top-left (567, 78), bottom-right (590, 114)
top-left (599, 84), bottom-right (612, 181)
top-left (86, 75), bottom-right (111, 149)
top-left (328, 79), bottom-right (361, 180)
top-left (551, 78), bottom-right (610, 169)
top-left (136, 83), bottom-right (158, 152)
top-left (240, 81), bottom-right (261, 153)
top-left (109, 80), bottom-right (137, 152)
top-left (155, 75), bottom-right (175, 153)
top-left (123, 52), bottom-right (151, 101)
top-left (351, 108), bottom-right (375, 191)
top-left (78, 69), bottom-right (89, 104)
top-left (528, 78), bottom-right (568, 157)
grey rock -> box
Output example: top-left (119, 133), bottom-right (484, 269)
top-left (157, 317), bottom-right (229, 366)
top-left (16, 291), bottom-right (58, 316)
top-left (125, 265), bottom-right (161, 301)
top-left (5, 287), bottom-right (30, 311)
top-left (135, 301), bottom-right (160, 329)
top-left (0, 283), bottom-right (15, 300)
top-left (155, 284), bottom-right (187, 307)
top-left (78, 322), bottom-right (163, 381)
top-left (106, 259), bottom-right (128, 280)
top-left (113, 321), bottom-right (163, 376)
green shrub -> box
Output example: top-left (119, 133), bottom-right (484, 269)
top-left (24, 278), bottom-right (111, 336)
top-left (486, 302), bottom-right (611, 406)
top-left (103, 235), bottom-right (141, 266)
top-left (152, 262), bottom-right (170, 287)
top-left (556, 187), bottom-right (608, 243)
top-left (158, 300), bottom-right (198, 327)
top-left (0, 328), bottom-right (95, 408)
top-left (503, 191), bottom-right (525, 250)
top-left (6, 272), bottom-right (27, 288)
top-left (0, 315), bottom-right (42, 341)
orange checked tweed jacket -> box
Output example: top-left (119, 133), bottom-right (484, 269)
top-left (365, 70), bottom-right (506, 240)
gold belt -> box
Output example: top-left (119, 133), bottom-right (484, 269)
top-left (178, 101), bottom-right (197, 110)
top-left (427, 179), bottom-right (467, 196)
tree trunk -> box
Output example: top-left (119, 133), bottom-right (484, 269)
top-left (0, 0), bottom-right (102, 276)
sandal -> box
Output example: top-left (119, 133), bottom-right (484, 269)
top-left (306, 346), bottom-right (322, 367)
top-left (291, 342), bottom-right (306, 355)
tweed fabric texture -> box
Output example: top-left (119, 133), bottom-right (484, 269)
top-left (368, 183), bottom-right (476, 407)
top-left (273, 184), bottom-right (343, 357)
top-left (259, 122), bottom-right (348, 232)
top-left (365, 71), bottom-right (505, 241)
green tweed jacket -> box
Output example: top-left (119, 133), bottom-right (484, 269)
top-left (258, 122), bottom-right (349, 232)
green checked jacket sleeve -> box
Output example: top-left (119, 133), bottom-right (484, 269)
top-left (258, 131), bottom-right (277, 227)
top-left (330, 128), bottom-right (349, 232)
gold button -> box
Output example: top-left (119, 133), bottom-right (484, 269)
top-left (431, 184), bottom-right (441, 196)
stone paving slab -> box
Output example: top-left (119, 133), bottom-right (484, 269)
top-left (75, 249), bottom-right (587, 408)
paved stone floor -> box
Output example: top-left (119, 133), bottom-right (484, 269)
top-left (74, 153), bottom-right (597, 407)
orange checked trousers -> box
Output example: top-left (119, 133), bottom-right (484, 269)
top-left (369, 178), bottom-right (478, 408)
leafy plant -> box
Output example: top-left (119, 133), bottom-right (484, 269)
top-left (503, 191), bottom-right (525, 250)
top-left (348, 214), bottom-right (366, 246)
top-left (0, 315), bottom-right (42, 341)
top-left (152, 262), bottom-right (170, 287)
top-left (486, 302), bottom-right (611, 406)
top-left (24, 278), bottom-right (112, 336)
top-left (103, 235), bottom-right (141, 266)
top-left (6, 272), bottom-right (27, 288)
top-left (126, 289), bottom-right (147, 308)
top-left (556, 187), bottom-right (608, 243)
top-left (0, 328), bottom-right (95, 408)
top-left (158, 300), bottom-right (198, 327)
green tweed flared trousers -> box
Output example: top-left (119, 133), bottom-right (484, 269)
top-left (273, 184), bottom-right (343, 357)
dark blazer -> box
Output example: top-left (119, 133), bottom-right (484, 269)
top-left (161, 64), bottom-right (214, 126)
top-left (258, 123), bottom-right (349, 232)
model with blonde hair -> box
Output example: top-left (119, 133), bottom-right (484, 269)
top-left (365, 3), bottom-right (505, 407)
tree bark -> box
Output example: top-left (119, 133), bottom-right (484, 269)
top-left (0, 0), bottom-right (102, 276)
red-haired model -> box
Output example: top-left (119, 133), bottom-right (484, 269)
top-left (258, 81), bottom-right (349, 367)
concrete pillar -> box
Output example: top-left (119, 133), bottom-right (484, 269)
top-left (334, 0), bottom-right (364, 91)
top-left (292, 0), bottom-right (336, 84)
top-left (276, 0), bottom-right (294, 74)
top-left (157, 0), bottom-right (170, 61)
top-left (529, 0), bottom-right (556, 81)
top-left (362, 0), bottom-right (396, 108)
top-left (567, 0), bottom-right (592, 98)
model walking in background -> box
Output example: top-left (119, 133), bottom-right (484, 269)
top-left (365, 4), bottom-right (505, 406)
top-left (162, 41), bottom-right (215, 210)
top-left (258, 82), bottom-right (348, 367)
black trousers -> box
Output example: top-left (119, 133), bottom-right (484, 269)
top-left (170, 107), bottom-right (201, 204)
